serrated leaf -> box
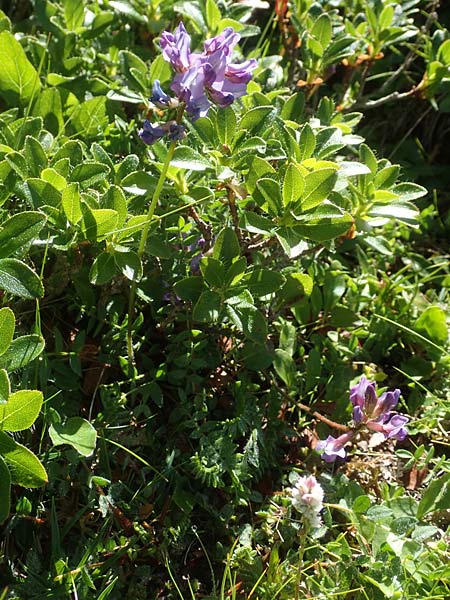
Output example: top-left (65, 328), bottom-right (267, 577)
top-left (0, 334), bottom-right (44, 371)
top-left (0, 430), bottom-right (47, 487)
top-left (0, 390), bottom-right (43, 432)
top-left (0, 258), bottom-right (44, 299)
top-left (49, 417), bottom-right (97, 457)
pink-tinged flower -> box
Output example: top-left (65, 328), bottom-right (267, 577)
top-left (159, 22), bottom-right (257, 120)
top-left (350, 376), bottom-right (378, 422)
top-left (160, 22), bottom-right (192, 72)
top-left (316, 431), bottom-right (354, 463)
top-left (290, 474), bottom-right (324, 529)
top-left (350, 376), bottom-right (401, 422)
top-left (367, 413), bottom-right (408, 440)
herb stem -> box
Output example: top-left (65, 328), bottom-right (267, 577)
top-left (126, 140), bottom-right (177, 374)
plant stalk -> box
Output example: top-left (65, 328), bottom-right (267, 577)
top-left (127, 140), bottom-right (177, 374)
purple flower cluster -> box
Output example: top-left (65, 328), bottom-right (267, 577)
top-left (316, 376), bottom-right (409, 463)
top-left (161, 22), bottom-right (257, 119)
top-left (139, 22), bottom-right (257, 145)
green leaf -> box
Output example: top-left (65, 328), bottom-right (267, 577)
top-left (216, 106), bottom-right (236, 146)
top-left (311, 14), bottom-right (332, 48)
top-left (0, 390), bottom-right (43, 432)
top-left (279, 273), bottom-right (313, 303)
top-left (283, 163), bottom-right (304, 208)
top-left (70, 97), bottom-right (107, 138)
top-left (292, 203), bottom-right (354, 242)
top-left (114, 249), bottom-right (142, 282)
top-left (0, 370), bottom-right (10, 404)
top-left (200, 257), bottom-right (226, 288)
top-left (171, 147), bottom-right (212, 171)
top-left (281, 93), bottom-right (305, 122)
top-left (226, 303), bottom-right (267, 343)
top-left (300, 167), bottom-right (338, 211)
top-left (174, 276), bottom-right (205, 302)
top-left (5, 151), bottom-right (28, 179)
top-left (0, 430), bottom-right (47, 487)
top-left (206, 0), bottom-right (221, 30)
top-left (239, 106), bottom-right (273, 133)
top-left (246, 156), bottom-right (276, 194)
top-left (24, 179), bottom-right (62, 209)
top-left (212, 227), bottom-right (240, 268)
top-left (0, 212), bottom-right (46, 259)
top-left (243, 269), bottom-right (284, 297)
top-left (417, 473), bottom-right (450, 519)
top-left (31, 88), bottom-right (64, 135)
top-left (64, 0), bottom-right (85, 30)
top-left (368, 202), bottom-right (419, 224)
top-left (0, 454), bottom-right (10, 523)
top-left (298, 124), bottom-right (316, 160)
top-left (0, 334), bottom-right (45, 371)
top-left (70, 162), bottom-right (110, 188)
top-left (0, 31), bottom-right (41, 106)
top-left (62, 183), bottom-right (82, 224)
top-left (193, 290), bottom-right (221, 322)
top-left (23, 136), bottom-right (47, 178)
top-left (0, 258), bottom-right (44, 299)
top-left (256, 178), bottom-right (283, 216)
top-left (83, 208), bottom-right (119, 242)
top-left (49, 417), bottom-right (97, 457)
top-left (89, 252), bottom-right (117, 285)
top-left (0, 308), bottom-right (14, 356)
top-left (240, 211), bottom-right (274, 234)
top-left (415, 306), bottom-right (448, 346)
top-left (273, 348), bottom-right (296, 387)
top-left (102, 185), bottom-right (127, 226)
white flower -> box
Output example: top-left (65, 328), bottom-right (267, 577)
top-left (290, 475), bottom-right (324, 529)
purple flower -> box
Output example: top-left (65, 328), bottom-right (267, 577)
top-left (167, 122), bottom-right (186, 141)
top-left (171, 64), bottom-right (211, 119)
top-left (350, 376), bottom-right (401, 422)
top-left (350, 376), bottom-right (378, 422)
top-left (150, 80), bottom-right (172, 108)
top-left (160, 22), bottom-right (192, 72)
top-left (139, 120), bottom-right (167, 145)
top-left (316, 431), bottom-right (354, 463)
top-left (367, 413), bottom-right (409, 440)
top-left (159, 22), bottom-right (257, 120)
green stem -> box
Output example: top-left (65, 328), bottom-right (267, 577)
top-left (127, 140), bottom-right (177, 375)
